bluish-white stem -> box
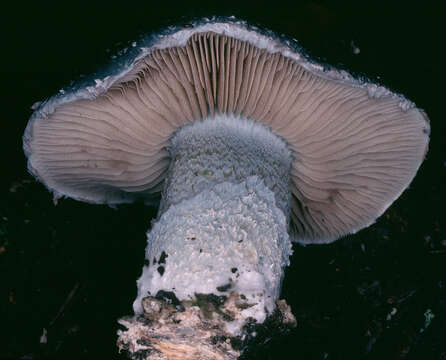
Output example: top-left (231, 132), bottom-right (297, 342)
top-left (133, 115), bottom-right (293, 333)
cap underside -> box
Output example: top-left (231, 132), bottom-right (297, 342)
top-left (24, 27), bottom-right (430, 244)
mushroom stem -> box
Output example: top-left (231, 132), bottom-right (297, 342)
top-left (117, 115), bottom-right (296, 359)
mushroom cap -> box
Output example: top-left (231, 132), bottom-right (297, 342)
top-left (23, 19), bottom-right (430, 244)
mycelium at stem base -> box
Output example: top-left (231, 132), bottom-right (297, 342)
top-left (117, 115), bottom-right (297, 359)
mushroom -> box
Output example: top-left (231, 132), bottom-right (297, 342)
top-left (23, 19), bottom-right (429, 360)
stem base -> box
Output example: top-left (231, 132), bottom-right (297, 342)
top-left (118, 293), bottom-right (296, 360)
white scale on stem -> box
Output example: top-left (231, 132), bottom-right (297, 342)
top-left (134, 115), bottom-right (293, 331)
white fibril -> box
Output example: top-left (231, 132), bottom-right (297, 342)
top-left (134, 115), bottom-right (293, 332)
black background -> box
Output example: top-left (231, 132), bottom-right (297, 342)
top-left (1, 1), bottom-right (445, 359)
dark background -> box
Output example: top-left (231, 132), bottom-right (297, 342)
top-left (1, 1), bottom-right (445, 359)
